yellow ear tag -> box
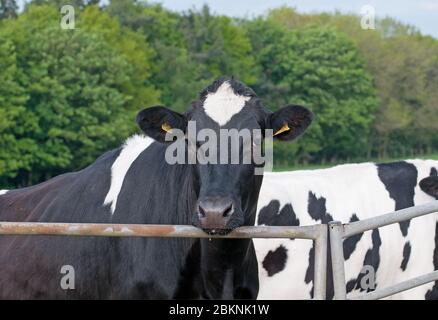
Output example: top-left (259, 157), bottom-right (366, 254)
top-left (273, 123), bottom-right (290, 136)
top-left (161, 122), bottom-right (172, 133)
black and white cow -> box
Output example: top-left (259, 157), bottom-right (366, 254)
top-left (255, 160), bottom-right (438, 299)
top-left (0, 77), bottom-right (313, 299)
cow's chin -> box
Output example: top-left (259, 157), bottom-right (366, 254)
top-left (192, 214), bottom-right (242, 236)
top-left (200, 219), bottom-right (243, 235)
top-left (201, 228), bottom-right (233, 236)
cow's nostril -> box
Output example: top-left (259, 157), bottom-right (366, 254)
top-left (198, 205), bottom-right (206, 217)
top-left (223, 203), bottom-right (233, 217)
top-left (197, 198), bottom-right (234, 223)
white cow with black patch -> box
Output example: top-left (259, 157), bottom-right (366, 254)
top-left (255, 160), bottom-right (438, 300)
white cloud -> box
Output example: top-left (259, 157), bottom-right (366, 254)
top-left (420, 1), bottom-right (438, 11)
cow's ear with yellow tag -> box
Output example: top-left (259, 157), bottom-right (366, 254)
top-left (161, 122), bottom-right (172, 133)
top-left (268, 105), bottom-right (313, 141)
top-left (273, 123), bottom-right (291, 137)
top-left (136, 106), bottom-right (187, 143)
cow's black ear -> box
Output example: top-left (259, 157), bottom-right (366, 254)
top-left (267, 105), bottom-right (314, 141)
top-left (419, 176), bottom-right (438, 199)
top-left (136, 106), bottom-right (187, 143)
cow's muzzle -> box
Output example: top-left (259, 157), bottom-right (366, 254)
top-left (196, 197), bottom-right (235, 234)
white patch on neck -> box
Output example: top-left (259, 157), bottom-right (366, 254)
top-left (104, 134), bottom-right (154, 214)
top-left (0, 190), bottom-right (8, 195)
top-left (203, 81), bottom-right (251, 126)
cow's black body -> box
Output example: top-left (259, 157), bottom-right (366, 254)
top-left (0, 138), bottom-right (261, 299)
top-left (0, 77), bottom-right (313, 299)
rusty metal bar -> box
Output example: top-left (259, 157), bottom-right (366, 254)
top-left (0, 221), bottom-right (328, 300)
top-left (0, 221), bottom-right (322, 239)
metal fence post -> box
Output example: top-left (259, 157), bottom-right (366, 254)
top-left (313, 224), bottom-right (328, 300)
top-left (329, 221), bottom-right (347, 300)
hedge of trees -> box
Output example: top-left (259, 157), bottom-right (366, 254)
top-left (0, 0), bottom-right (437, 187)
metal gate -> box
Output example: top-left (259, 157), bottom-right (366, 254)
top-left (1, 200), bottom-right (438, 300)
top-left (0, 221), bottom-right (328, 299)
top-left (329, 201), bottom-right (438, 300)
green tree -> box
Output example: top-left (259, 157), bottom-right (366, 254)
top-left (179, 5), bottom-right (257, 85)
top-left (106, 0), bottom-right (200, 111)
top-left (375, 35), bottom-right (438, 157)
top-left (80, 5), bottom-right (160, 112)
top-left (0, 0), bottom-right (18, 19)
top-left (1, 3), bottom-right (437, 186)
top-left (246, 19), bottom-right (379, 164)
top-left (29, 0), bottom-right (99, 9)
top-left (265, 7), bottom-right (438, 159)
top-left (0, 38), bottom-right (31, 184)
top-left (0, 5), bottom-right (158, 186)
top-left (107, 2), bottom-right (259, 111)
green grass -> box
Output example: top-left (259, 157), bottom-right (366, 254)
top-left (274, 163), bottom-right (332, 172)
top-left (273, 153), bottom-right (438, 172)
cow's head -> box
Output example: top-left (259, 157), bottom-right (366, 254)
top-left (420, 176), bottom-right (438, 199)
top-left (136, 78), bottom-right (313, 234)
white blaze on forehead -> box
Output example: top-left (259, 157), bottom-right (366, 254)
top-left (0, 190), bottom-right (8, 195)
top-left (104, 134), bottom-right (154, 214)
top-left (203, 81), bottom-right (251, 126)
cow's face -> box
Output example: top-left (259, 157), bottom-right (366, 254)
top-left (136, 78), bottom-right (313, 234)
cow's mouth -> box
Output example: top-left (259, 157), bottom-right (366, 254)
top-left (202, 228), bottom-right (233, 236)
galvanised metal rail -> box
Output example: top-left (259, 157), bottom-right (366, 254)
top-left (329, 200), bottom-right (438, 300)
top-left (0, 222), bottom-right (328, 300)
top-left (3, 201), bottom-right (436, 300)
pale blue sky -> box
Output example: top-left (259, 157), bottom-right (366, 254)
top-left (17, 0), bottom-right (438, 38)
